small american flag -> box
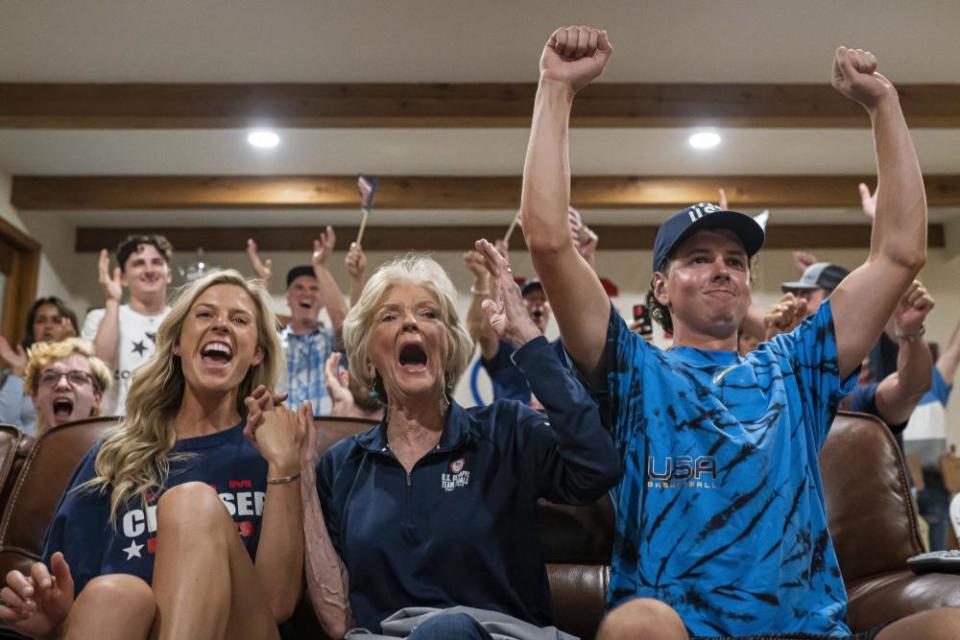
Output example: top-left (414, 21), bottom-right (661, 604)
top-left (358, 175), bottom-right (379, 210)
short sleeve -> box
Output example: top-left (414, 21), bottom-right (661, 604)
top-left (767, 299), bottom-right (858, 449)
top-left (80, 309), bottom-right (105, 341)
top-left (601, 304), bottom-right (650, 454)
top-left (926, 367), bottom-right (952, 406)
top-left (41, 445), bottom-right (110, 595)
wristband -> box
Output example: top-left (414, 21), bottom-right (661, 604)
top-left (469, 284), bottom-right (490, 296)
top-left (895, 326), bottom-right (925, 342)
top-left (267, 472), bottom-right (301, 485)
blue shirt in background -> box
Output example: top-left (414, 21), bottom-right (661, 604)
top-left (598, 300), bottom-right (856, 637)
top-left (481, 340), bottom-right (533, 403)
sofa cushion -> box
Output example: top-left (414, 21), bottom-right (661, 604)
top-left (0, 416), bottom-right (118, 580)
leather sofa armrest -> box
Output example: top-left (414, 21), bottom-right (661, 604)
top-left (846, 569), bottom-right (960, 631)
top-left (547, 563), bottom-right (608, 640)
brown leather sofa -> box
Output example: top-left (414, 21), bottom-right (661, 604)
top-left (0, 411), bottom-right (957, 639)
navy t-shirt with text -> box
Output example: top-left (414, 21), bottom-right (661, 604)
top-left (43, 421), bottom-right (268, 595)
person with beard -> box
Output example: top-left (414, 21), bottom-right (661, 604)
top-left (247, 228), bottom-right (349, 415)
top-left (0, 297), bottom-right (80, 434)
top-left (82, 235), bottom-right (173, 416)
top-left (23, 338), bottom-right (112, 434)
top-left (520, 25), bottom-right (959, 639)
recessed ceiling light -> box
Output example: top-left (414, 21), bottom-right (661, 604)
top-left (689, 130), bottom-right (721, 150)
top-left (247, 129), bottom-right (280, 149)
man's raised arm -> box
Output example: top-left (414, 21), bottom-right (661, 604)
top-left (826, 47), bottom-right (927, 379)
top-left (521, 26), bottom-right (613, 377)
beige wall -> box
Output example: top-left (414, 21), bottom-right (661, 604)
top-left (0, 171), bottom-right (76, 310)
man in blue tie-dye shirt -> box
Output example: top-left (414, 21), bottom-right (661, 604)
top-left (519, 25), bottom-right (960, 640)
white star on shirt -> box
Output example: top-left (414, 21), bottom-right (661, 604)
top-left (123, 540), bottom-right (144, 560)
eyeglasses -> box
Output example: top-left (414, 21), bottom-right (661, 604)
top-left (39, 370), bottom-right (93, 388)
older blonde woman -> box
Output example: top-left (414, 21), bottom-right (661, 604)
top-left (0, 270), bottom-right (306, 640)
top-left (299, 243), bottom-right (620, 639)
top-left (22, 338), bottom-right (113, 434)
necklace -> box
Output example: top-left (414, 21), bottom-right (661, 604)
top-left (712, 364), bottom-right (738, 385)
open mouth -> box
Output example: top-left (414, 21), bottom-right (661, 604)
top-left (398, 343), bottom-right (428, 370)
top-left (298, 301), bottom-right (313, 310)
top-left (530, 310), bottom-right (544, 322)
top-left (200, 341), bottom-right (234, 366)
top-left (52, 398), bottom-right (74, 420)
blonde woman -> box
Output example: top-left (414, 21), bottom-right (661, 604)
top-left (23, 338), bottom-right (113, 434)
top-left (299, 246), bottom-right (619, 639)
top-left (0, 270), bottom-right (306, 640)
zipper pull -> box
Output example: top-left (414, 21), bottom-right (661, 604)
top-left (406, 472), bottom-right (412, 487)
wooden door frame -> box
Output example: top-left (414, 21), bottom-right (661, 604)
top-left (0, 216), bottom-right (40, 346)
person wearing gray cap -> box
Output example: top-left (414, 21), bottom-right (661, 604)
top-left (781, 262), bottom-right (850, 315)
top-left (518, 24), bottom-right (957, 640)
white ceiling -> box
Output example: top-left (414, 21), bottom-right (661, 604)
top-left (1, 0), bottom-right (958, 83)
top-left (1, 1), bottom-right (958, 229)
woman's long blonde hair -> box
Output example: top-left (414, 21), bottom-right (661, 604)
top-left (81, 270), bottom-right (283, 522)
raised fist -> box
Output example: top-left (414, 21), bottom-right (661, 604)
top-left (831, 47), bottom-right (896, 110)
top-left (540, 26), bottom-right (613, 93)
top-left (763, 293), bottom-right (806, 340)
top-left (894, 279), bottom-right (934, 336)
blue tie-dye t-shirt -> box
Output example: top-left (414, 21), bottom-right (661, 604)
top-left (601, 299), bottom-right (857, 637)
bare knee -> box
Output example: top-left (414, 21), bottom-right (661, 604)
top-left (75, 574), bottom-right (155, 619)
top-left (598, 598), bottom-right (688, 640)
top-left (157, 481), bottom-right (229, 533)
top-left (879, 607), bottom-right (960, 640)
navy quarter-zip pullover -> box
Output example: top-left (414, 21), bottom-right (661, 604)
top-left (316, 336), bottom-right (620, 632)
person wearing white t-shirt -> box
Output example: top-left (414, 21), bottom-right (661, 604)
top-left (82, 235), bottom-right (173, 415)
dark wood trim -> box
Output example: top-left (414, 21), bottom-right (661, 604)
top-left (16, 175), bottom-right (960, 210)
top-left (0, 220), bottom-right (40, 347)
top-left (0, 83), bottom-right (958, 129)
top-left (75, 224), bottom-right (945, 253)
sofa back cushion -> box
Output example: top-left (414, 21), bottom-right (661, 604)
top-left (819, 411), bottom-right (924, 583)
top-left (0, 416), bottom-right (119, 579)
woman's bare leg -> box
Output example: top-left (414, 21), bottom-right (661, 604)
top-left (62, 574), bottom-right (155, 640)
top-left (875, 607), bottom-right (960, 639)
top-left (149, 482), bottom-right (279, 640)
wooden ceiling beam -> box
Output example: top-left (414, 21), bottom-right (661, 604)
top-left (15, 174), bottom-right (960, 210)
top-left (75, 224), bottom-right (945, 253)
top-left (1, 83), bottom-right (959, 129)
